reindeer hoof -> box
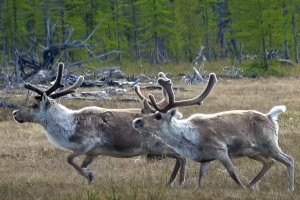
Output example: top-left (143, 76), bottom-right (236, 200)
top-left (87, 172), bottom-right (94, 185)
top-left (246, 184), bottom-right (258, 191)
top-left (82, 168), bottom-right (94, 185)
top-left (166, 182), bottom-right (175, 187)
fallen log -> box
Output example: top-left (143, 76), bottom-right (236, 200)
top-left (278, 59), bottom-right (293, 66)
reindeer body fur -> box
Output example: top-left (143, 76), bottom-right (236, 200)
top-left (13, 64), bottom-right (186, 185)
top-left (150, 109), bottom-right (279, 161)
top-left (40, 103), bottom-right (164, 156)
top-left (133, 106), bottom-right (294, 191)
top-left (14, 98), bottom-right (186, 185)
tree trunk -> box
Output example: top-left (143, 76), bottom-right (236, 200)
top-left (217, 0), bottom-right (229, 59)
top-left (115, 0), bottom-right (121, 62)
top-left (90, 0), bottom-right (94, 33)
top-left (284, 40), bottom-right (289, 60)
top-left (292, 14), bottom-right (299, 63)
top-left (13, 0), bottom-right (19, 82)
top-left (283, 1), bottom-right (290, 60)
top-left (43, 1), bottom-right (50, 37)
top-left (131, 0), bottom-right (140, 61)
top-left (231, 39), bottom-right (241, 63)
top-left (152, 0), bottom-right (159, 64)
top-left (258, 0), bottom-right (268, 70)
top-left (58, 0), bottom-right (68, 62)
top-left (188, 31), bottom-right (193, 62)
top-left (13, 0), bottom-right (17, 48)
top-left (204, 2), bottom-right (212, 61)
top-left (0, 0), bottom-right (7, 81)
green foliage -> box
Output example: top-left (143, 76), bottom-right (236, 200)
top-left (0, 0), bottom-right (300, 72)
top-left (241, 59), bottom-right (300, 77)
top-left (170, 0), bottom-right (202, 62)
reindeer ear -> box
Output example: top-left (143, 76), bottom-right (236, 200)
top-left (167, 108), bottom-right (178, 119)
top-left (174, 110), bottom-right (183, 119)
top-left (41, 93), bottom-right (51, 107)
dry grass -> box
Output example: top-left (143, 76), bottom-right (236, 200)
top-left (0, 77), bottom-right (300, 199)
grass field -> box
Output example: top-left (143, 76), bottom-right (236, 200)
top-left (0, 76), bottom-right (300, 199)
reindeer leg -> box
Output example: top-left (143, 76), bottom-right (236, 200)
top-left (199, 161), bottom-right (212, 187)
top-left (178, 157), bottom-right (186, 186)
top-left (167, 158), bottom-right (180, 187)
top-left (67, 146), bottom-right (95, 184)
top-left (144, 135), bottom-right (186, 187)
top-left (81, 155), bottom-right (96, 168)
top-left (166, 156), bottom-right (186, 187)
top-left (68, 153), bottom-right (94, 184)
top-left (80, 155), bottom-right (96, 183)
top-left (268, 149), bottom-right (294, 191)
top-left (247, 155), bottom-right (275, 190)
top-left (218, 154), bottom-right (244, 189)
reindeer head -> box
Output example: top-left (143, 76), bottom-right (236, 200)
top-left (13, 62), bottom-right (84, 123)
top-left (13, 93), bottom-right (52, 123)
top-left (133, 73), bottom-right (217, 133)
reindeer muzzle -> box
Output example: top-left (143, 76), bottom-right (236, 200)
top-left (12, 110), bottom-right (25, 123)
top-left (133, 118), bottom-right (144, 130)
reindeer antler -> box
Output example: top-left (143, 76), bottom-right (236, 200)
top-left (45, 62), bottom-right (65, 95)
top-left (134, 72), bottom-right (171, 113)
top-left (24, 62), bottom-right (65, 96)
top-left (49, 76), bottom-right (84, 99)
top-left (24, 62), bottom-right (84, 99)
top-left (147, 73), bottom-right (217, 113)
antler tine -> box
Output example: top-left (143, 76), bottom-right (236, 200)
top-left (134, 72), bottom-right (170, 113)
top-left (49, 76), bottom-right (84, 99)
top-left (24, 83), bottom-right (44, 96)
top-left (157, 72), bottom-right (169, 103)
top-left (135, 85), bottom-right (164, 113)
top-left (134, 85), bottom-right (147, 101)
top-left (45, 62), bottom-right (65, 96)
top-left (148, 78), bottom-right (175, 113)
top-left (141, 99), bottom-right (156, 114)
top-left (135, 72), bottom-right (168, 101)
top-left (173, 73), bottom-right (217, 107)
top-left (149, 73), bottom-right (217, 113)
top-left (158, 72), bottom-right (167, 79)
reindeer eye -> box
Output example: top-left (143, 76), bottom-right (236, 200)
top-left (155, 113), bottom-right (162, 120)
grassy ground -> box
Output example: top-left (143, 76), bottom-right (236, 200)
top-left (0, 76), bottom-right (300, 199)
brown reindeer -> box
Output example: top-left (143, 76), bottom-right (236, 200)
top-left (12, 62), bottom-right (186, 186)
top-left (133, 73), bottom-right (294, 191)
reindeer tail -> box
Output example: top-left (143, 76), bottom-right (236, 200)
top-left (267, 105), bottom-right (286, 121)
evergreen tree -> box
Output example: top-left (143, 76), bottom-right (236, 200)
top-left (136, 0), bottom-right (174, 64)
top-left (229, 0), bottom-right (284, 70)
top-left (171, 0), bottom-right (201, 62)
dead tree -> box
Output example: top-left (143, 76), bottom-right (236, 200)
top-left (15, 18), bottom-right (120, 83)
top-left (192, 46), bottom-right (206, 66)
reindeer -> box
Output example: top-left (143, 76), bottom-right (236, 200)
top-left (12, 62), bottom-right (186, 186)
top-left (133, 73), bottom-right (294, 191)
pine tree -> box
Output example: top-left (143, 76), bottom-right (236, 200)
top-left (136, 0), bottom-right (174, 64)
top-left (229, 0), bottom-right (284, 70)
top-left (171, 0), bottom-right (201, 62)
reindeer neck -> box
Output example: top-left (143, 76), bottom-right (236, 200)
top-left (154, 119), bottom-right (201, 160)
top-left (38, 104), bottom-right (75, 135)
top-left (36, 103), bottom-right (79, 150)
